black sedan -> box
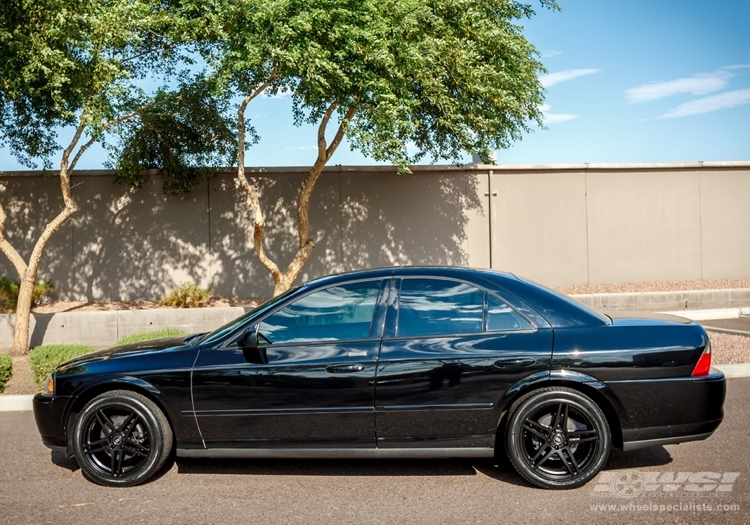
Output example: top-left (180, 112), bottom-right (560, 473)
top-left (33, 267), bottom-right (725, 489)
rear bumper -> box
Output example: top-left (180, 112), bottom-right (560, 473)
top-left (609, 369), bottom-right (725, 451)
top-left (33, 393), bottom-right (73, 452)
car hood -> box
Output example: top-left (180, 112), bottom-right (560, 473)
top-left (61, 335), bottom-right (194, 368)
top-left (606, 311), bottom-right (693, 325)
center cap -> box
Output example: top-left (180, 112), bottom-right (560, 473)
top-left (551, 432), bottom-right (565, 448)
top-left (112, 434), bottom-right (124, 447)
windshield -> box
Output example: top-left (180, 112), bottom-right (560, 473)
top-left (198, 286), bottom-right (302, 344)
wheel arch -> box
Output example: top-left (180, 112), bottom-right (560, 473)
top-left (495, 370), bottom-right (626, 450)
top-left (64, 377), bottom-right (178, 456)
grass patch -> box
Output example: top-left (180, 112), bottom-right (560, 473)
top-left (29, 344), bottom-right (96, 388)
top-left (159, 283), bottom-right (213, 308)
top-left (115, 327), bottom-right (187, 346)
top-left (0, 353), bottom-right (12, 393)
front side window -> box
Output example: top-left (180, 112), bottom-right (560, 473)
top-left (258, 280), bottom-right (382, 344)
top-left (397, 279), bottom-right (484, 337)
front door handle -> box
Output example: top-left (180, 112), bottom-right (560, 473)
top-left (326, 364), bottom-right (366, 374)
top-left (494, 357), bottom-right (536, 368)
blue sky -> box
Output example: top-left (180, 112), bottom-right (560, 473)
top-left (2, 0), bottom-right (748, 171)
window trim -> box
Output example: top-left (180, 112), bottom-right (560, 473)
top-left (390, 276), bottom-right (537, 340)
top-left (222, 277), bottom-right (389, 349)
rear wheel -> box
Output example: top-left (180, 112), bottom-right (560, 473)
top-left (505, 387), bottom-right (611, 489)
top-left (72, 390), bottom-right (172, 487)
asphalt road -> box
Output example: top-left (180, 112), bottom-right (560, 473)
top-left (2, 379), bottom-right (748, 525)
top-left (700, 316), bottom-right (750, 336)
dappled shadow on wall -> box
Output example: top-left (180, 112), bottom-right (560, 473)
top-left (209, 171), bottom-right (483, 298)
top-left (67, 175), bottom-right (211, 301)
top-left (0, 175), bottom-right (74, 297)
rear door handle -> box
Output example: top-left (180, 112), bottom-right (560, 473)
top-left (494, 357), bottom-right (536, 368)
top-left (326, 364), bottom-right (366, 374)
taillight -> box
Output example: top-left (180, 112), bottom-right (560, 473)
top-left (692, 341), bottom-right (712, 377)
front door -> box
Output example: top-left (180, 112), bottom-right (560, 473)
top-left (191, 279), bottom-right (388, 449)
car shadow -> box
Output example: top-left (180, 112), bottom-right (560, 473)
top-left (603, 446), bottom-right (673, 470)
top-left (175, 456), bottom-right (528, 483)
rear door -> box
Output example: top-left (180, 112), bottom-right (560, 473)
top-left (374, 277), bottom-right (553, 450)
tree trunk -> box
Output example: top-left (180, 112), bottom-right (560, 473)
top-left (10, 275), bottom-right (35, 356)
top-left (236, 94), bottom-right (358, 297)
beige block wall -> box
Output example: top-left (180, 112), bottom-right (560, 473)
top-left (490, 170), bottom-right (589, 286)
top-left (700, 170), bottom-right (750, 279)
top-left (0, 164), bottom-right (747, 300)
top-left (585, 169), bottom-right (703, 284)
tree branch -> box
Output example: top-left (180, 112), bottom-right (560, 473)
top-left (237, 72), bottom-right (281, 280)
top-left (0, 203), bottom-right (28, 277)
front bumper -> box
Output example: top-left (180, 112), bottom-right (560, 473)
top-left (33, 393), bottom-right (74, 453)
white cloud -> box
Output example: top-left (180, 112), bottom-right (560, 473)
top-left (540, 104), bottom-right (578, 124)
top-left (540, 69), bottom-right (599, 88)
top-left (658, 89), bottom-right (750, 118)
top-left (626, 69), bottom-right (733, 103)
top-left (541, 50), bottom-right (562, 58)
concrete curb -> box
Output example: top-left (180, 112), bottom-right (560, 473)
top-left (661, 307), bottom-right (750, 321)
top-left (2, 364), bottom-right (749, 412)
top-left (572, 288), bottom-right (750, 312)
top-left (0, 394), bottom-right (34, 411)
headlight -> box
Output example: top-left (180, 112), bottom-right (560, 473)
top-left (43, 375), bottom-right (55, 395)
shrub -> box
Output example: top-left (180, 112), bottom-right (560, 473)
top-left (0, 277), bottom-right (55, 312)
top-left (158, 282), bottom-right (213, 308)
top-left (0, 353), bottom-right (12, 393)
top-left (116, 327), bottom-right (187, 346)
top-left (29, 344), bottom-right (96, 388)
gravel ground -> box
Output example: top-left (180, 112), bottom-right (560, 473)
top-left (29, 296), bottom-right (266, 314)
top-left (557, 277), bottom-right (750, 295)
top-left (708, 331), bottom-right (750, 365)
top-left (4, 356), bottom-right (36, 395)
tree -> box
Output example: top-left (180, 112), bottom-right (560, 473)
top-left (201, 0), bottom-right (556, 296)
top-left (0, 0), bottom-right (227, 355)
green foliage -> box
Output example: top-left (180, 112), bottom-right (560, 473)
top-left (0, 352), bottom-right (12, 393)
top-left (159, 283), bottom-right (213, 308)
top-left (29, 344), bottom-right (96, 388)
top-left (0, 0), bottom-right (210, 169)
top-left (111, 77), bottom-right (239, 196)
top-left (115, 327), bottom-right (188, 346)
top-left (204, 0), bottom-right (557, 172)
top-left (0, 277), bottom-right (55, 312)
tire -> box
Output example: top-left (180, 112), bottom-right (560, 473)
top-left (505, 387), bottom-right (611, 489)
top-left (72, 390), bottom-right (173, 487)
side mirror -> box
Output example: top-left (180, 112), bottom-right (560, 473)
top-left (239, 329), bottom-right (258, 349)
top-left (240, 329), bottom-right (267, 364)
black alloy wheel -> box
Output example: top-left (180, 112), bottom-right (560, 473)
top-left (72, 390), bottom-right (173, 487)
top-left (505, 387), bottom-right (611, 489)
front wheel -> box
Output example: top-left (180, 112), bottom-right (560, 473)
top-left (72, 390), bottom-right (173, 487)
top-left (505, 387), bottom-right (611, 489)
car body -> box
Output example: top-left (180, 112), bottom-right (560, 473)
top-left (33, 267), bottom-right (725, 488)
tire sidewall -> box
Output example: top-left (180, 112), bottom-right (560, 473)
top-left (506, 389), bottom-right (611, 489)
top-left (72, 391), bottom-right (167, 487)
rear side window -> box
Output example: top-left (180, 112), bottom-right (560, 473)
top-left (397, 279), bottom-right (484, 337)
top-left (487, 294), bottom-right (533, 332)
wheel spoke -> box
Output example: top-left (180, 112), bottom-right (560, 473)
top-left (111, 449), bottom-right (124, 477)
top-left (122, 445), bottom-right (148, 458)
top-left (558, 448), bottom-right (579, 476)
top-left (84, 445), bottom-right (108, 455)
top-left (569, 429), bottom-right (598, 443)
top-left (522, 423), bottom-right (549, 441)
top-left (95, 410), bottom-right (116, 434)
top-left (116, 411), bottom-right (137, 433)
top-left (552, 402), bottom-right (565, 429)
top-left (533, 447), bottom-right (557, 469)
top-left (125, 438), bottom-right (150, 455)
top-left (564, 446), bottom-right (580, 474)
